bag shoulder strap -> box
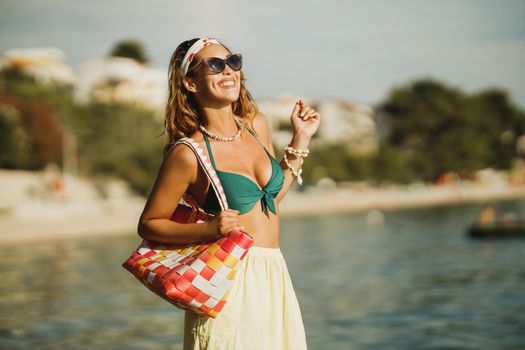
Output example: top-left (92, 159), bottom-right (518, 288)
top-left (165, 138), bottom-right (229, 211)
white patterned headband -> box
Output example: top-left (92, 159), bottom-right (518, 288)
top-left (180, 37), bottom-right (222, 77)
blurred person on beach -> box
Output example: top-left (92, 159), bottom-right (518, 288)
top-left (137, 37), bottom-right (320, 349)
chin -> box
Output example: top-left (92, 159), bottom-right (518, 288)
top-left (218, 90), bottom-right (241, 103)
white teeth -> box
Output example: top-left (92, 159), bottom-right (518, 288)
top-left (220, 81), bottom-right (235, 87)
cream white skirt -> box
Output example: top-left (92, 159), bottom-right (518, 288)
top-left (183, 246), bottom-right (308, 350)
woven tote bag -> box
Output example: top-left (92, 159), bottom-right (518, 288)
top-left (122, 137), bottom-right (255, 318)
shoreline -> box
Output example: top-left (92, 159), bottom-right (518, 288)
top-left (1, 183), bottom-right (525, 244)
top-left (280, 183), bottom-right (525, 217)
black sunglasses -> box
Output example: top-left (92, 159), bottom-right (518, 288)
top-left (188, 54), bottom-right (243, 75)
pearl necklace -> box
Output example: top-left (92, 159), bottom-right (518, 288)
top-left (199, 115), bottom-right (244, 142)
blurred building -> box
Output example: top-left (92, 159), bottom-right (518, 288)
top-left (0, 47), bottom-right (167, 113)
top-left (74, 56), bottom-right (166, 112)
top-left (0, 47), bottom-right (378, 149)
top-left (0, 47), bottom-right (76, 86)
top-left (257, 94), bottom-right (378, 154)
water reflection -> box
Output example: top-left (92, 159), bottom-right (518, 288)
top-left (1, 200), bottom-right (524, 349)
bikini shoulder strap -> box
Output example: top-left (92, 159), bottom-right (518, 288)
top-left (244, 122), bottom-right (269, 152)
top-left (202, 134), bottom-right (218, 169)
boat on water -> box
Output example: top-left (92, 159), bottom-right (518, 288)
top-left (468, 220), bottom-right (525, 239)
top-left (468, 202), bottom-right (525, 239)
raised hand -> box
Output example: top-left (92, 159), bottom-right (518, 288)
top-left (290, 99), bottom-right (321, 139)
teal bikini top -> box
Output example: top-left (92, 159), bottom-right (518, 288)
top-left (200, 125), bottom-right (284, 215)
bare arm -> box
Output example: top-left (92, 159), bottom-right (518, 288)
top-left (137, 143), bottom-right (218, 244)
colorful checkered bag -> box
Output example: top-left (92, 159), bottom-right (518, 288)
top-left (122, 137), bottom-right (254, 318)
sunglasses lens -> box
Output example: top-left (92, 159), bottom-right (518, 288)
top-left (205, 58), bottom-right (226, 73)
top-left (227, 54), bottom-right (242, 71)
top-left (202, 54), bottom-right (243, 74)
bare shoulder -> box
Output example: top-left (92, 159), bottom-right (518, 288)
top-left (165, 141), bottom-right (196, 164)
top-left (250, 111), bottom-right (271, 144)
top-left (251, 111), bottom-right (270, 133)
top-left (163, 141), bottom-right (198, 184)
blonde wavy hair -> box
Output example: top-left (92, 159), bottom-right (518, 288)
top-left (162, 38), bottom-right (260, 148)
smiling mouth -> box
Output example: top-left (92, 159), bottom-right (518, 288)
top-left (218, 80), bottom-right (237, 89)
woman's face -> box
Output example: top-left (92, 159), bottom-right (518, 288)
top-left (183, 44), bottom-right (241, 106)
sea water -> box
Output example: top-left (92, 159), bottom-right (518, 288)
top-left (1, 200), bottom-right (524, 349)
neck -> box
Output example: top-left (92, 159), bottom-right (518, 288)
top-left (200, 104), bottom-right (238, 135)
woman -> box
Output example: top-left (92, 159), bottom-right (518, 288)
top-left (138, 37), bottom-right (320, 349)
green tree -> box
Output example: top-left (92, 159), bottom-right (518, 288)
top-left (75, 102), bottom-right (164, 196)
top-left (0, 93), bottom-right (63, 170)
top-left (0, 68), bottom-right (165, 196)
top-left (0, 104), bottom-right (29, 168)
top-left (378, 78), bottom-right (525, 181)
top-left (109, 39), bottom-right (149, 64)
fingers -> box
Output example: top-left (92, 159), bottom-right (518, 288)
top-left (292, 100), bottom-right (302, 117)
top-left (221, 209), bottom-right (240, 216)
top-left (299, 106), bottom-right (311, 117)
top-left (305, 111), bottom-right (320, 119)
top-left (300, 108), bottom-right (320, 121)
top-left (220, 209), bottom-right (242, 226)
top-left (292, 98), bottom-right (321, 124)
top-left (218, 209), bottom-right (245, 235)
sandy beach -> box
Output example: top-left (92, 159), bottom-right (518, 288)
top-left (2, 173), bottom-right (525, 244)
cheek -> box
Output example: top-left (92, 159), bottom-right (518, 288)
top-left (195, 77), bottom-right (216, 92)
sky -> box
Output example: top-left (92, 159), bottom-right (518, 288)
top-left (1, 0), bottom-right (524, 108)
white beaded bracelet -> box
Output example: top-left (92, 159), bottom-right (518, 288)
top-left (284, 145), bottom-right (309, 158)
top-left (283, 144), bottom-right (310, 185)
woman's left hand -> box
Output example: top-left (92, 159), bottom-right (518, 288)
top-left (290, 99), bottom-right (321, 139)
